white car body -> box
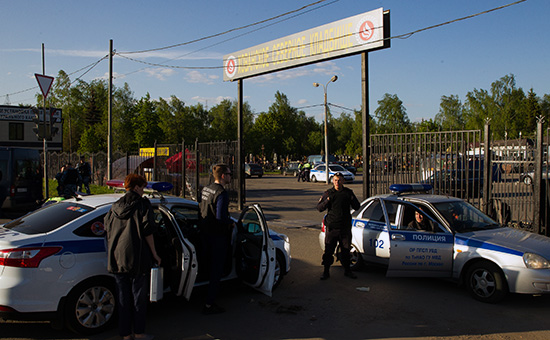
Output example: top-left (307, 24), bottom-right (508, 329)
top-left (319, 184), bottom-right (550, 303)
top-left (310, 164), bottom-right (355, 183)
top-left (0, 193), bottom-right (290, 334)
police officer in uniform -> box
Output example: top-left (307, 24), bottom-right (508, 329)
top-left (317, 172), bottom-right (360, 280)
top-left (199, 164), bottom-right (235, 314)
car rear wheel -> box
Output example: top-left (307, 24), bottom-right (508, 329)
top-left (65, 278), bottom-right (117, 335)
top-left (466, 262), bottom-right (508, 303)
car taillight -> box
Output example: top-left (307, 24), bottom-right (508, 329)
top-left (0, 247), bottom-right (62, 268)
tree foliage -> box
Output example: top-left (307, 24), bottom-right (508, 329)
top-left (39, 70), bottom-right (548, 161)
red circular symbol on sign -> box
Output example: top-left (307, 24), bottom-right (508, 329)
top-left (358, 20), bottom-right (375, 41)
top-left (227, 59), bottom-right (235, 74)
top-left (225, 56), bottom-right (237, 78)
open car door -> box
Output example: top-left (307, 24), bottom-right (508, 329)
top-left (156, 206), bottom-right (198, 300)
top-left (236, 204), bottom-right (276, 296)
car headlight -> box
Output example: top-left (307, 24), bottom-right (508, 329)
top-left (523, 253), bottom-right (550, 269)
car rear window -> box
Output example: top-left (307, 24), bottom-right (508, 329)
top-left (2, 202), bottom-right (94, 234)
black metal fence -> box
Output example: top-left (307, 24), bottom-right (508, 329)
top-left (45, 120), bottom-right (549, 235)
top-left (369, 119), bottom-right (549, 235)
top-left (44, 140), bottom-right (238, 203)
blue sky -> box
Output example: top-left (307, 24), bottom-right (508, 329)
top-left (1, 0), bottom-right (549, 124)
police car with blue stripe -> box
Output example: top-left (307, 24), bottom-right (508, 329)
top-left (319, 183), bottom-right (550, 303)
top-left (0, 181), bottom-right (291, 334)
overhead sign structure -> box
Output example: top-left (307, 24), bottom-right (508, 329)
top-left (223, 8), bottom-right (389, 81)
top-left (35, 73), bottom-right (55, 99)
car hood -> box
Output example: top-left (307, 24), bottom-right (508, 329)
top-left (456, 227), bottom-right (550, 258)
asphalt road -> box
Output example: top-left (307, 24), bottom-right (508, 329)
top-left (2, 174), bottom-right (550, 340)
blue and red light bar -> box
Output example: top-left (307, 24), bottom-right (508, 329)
top-left (389, 183), bottom-right (433, 194)
top-left (106, 180), bottom-right (173, 192)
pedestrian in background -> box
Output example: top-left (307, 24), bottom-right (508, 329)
top-left (105, 174), bottom-right (161, 340)
top-left (317, 172), bottom-right (360, 280)
top-left (76, 156), bottom-right (92, 194)
top-left (60, 163), bottom-right (81, 198)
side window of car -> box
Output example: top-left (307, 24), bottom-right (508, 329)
top-left (361, 199), bottom-right (386, 222)
top-left (170, 206), bottom-right (200, 235)
top-left (74, 214), bottom-right (107, 237)
top-left (384, 201), bottom-right (398, 227)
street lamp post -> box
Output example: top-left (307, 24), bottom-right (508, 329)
top-left (313, 75), bottom-right (338, 184)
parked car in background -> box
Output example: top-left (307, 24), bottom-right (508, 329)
top-left (281, 161), bottom-right (301, 177)
top-left (336, 161), bottom-right (357, 175)
top-left (309, 164), bottom-right (355, 183)
top-left (520, 165), bottom-right (549, 185)
top-left (0, 147), bottom-right (43, 211)
top-left (245, 163), bottom-right (264, 178)
top-left (0, 184), bottom-right (291, 334)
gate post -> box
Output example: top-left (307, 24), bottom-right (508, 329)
top-left (195, 138), bottom-right (200, 201)
top-left (361, 52), bottom-right (371, 200)
top-left (181, 140), bottom-right (186, 198)
top-left (534, 117), bottom-right (544, 235)
top-left (483, 119), bottom-right (492, 215)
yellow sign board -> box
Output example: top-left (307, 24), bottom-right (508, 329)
top-left (139, 147), bottom-right (170, 157)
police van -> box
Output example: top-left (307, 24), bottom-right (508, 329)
top-left (0, 147), bottom-right (42, 211)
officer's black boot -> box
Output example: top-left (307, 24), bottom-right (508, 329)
top-left (320, 266), bottom-right (330, 280)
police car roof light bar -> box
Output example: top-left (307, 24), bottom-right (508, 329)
top-left (389, 183), bottom-right (433, 195)
top-left (106, 180), bottom-right (174, 193)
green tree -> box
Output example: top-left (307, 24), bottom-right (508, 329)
top-left (252, 91), bottom-right (302, 158)
top-left (374, 93), bottom-right (410, 133)
top-left (134, 93), bottom-right (161, 147)
top-left (209, 99), bottom-right (253, 141)
top-left (435, 95), bottom-right (464, 131)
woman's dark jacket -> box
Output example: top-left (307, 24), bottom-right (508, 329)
top-left (105, 190), bottom-right (157, 276)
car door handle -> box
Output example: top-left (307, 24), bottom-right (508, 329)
top-left (391, 234), bottom-right (405, 241)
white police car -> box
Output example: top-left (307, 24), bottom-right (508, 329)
top-left (319, 184), bottom-right (550, 303)
top-left (0, 182), bottom-right (291, 334)
top-left (310, 163), bottom-right (355, 183)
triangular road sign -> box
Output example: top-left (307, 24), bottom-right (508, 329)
top-left (35, 73), bottom-right (55, 99)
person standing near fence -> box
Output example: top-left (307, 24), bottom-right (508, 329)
top-left (77, 156), bottom-right (92, 194)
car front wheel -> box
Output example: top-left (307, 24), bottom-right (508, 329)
top-left (311, 175), bottom-right (317, 182)
top-left (273, 252), bottom-right (285, 289)
top-left (65, 277), bottom-right (117, 335)
top-left (466, 262), bottom-right (508, 303)
top-left (349, 244), bottom-right (363, 270)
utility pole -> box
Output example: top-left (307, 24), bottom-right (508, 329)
top-left (108, 39), bottom-right (113, 180)
top-left (42, 44), bottom-right (49, 199)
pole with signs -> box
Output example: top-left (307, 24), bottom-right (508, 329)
top-left (35, 44), bottom-right (55, 200)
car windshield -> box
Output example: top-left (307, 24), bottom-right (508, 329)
top-left (328, 165), bottom-right (346, 172)
top-left (2, 202), bottom-right (95, 234)
top-left (432, 200), bottom-right (500, 233)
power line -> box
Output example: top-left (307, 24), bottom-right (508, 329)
top-left (118, 0), bottom-right (526, 71)
top-left (117, 0), bottom-right (336, 55)
top-left (115, 0), bottom-right (338, 78)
